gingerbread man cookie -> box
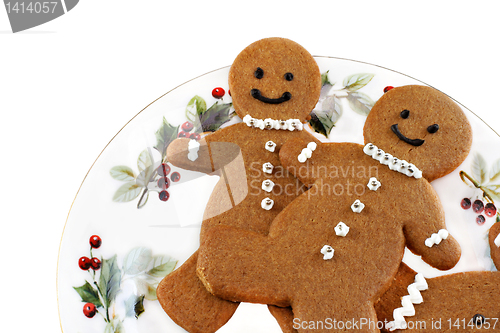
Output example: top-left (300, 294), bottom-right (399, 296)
top-left (197, 85), bottom-right (471, 332)
top-left (157, 37), bottom-right (322, 333)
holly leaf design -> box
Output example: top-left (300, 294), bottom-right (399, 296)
top-left (154, 117), bottom-right (179, 160)
top-left (346, 91), bottom-right (374, 116)
top-left (321, 70), bottom-right (333, 86)
top-left (125, 295), bottom-right (145, 319)
top-left (198, 102), bottom-right (234, 133)
top-left (73, 281), bottom-right (103, 308)
top-left (123, 247), bottom-right (153, 276)
top-left (309, 95), bottom-right (342, 137)
top-left (104, 319), bottom-right (125, 333)
top-left (185, 95), bottom-right (207, 122)
top-left (485, 185), bottom-right (500, 201)
top-left (343, 73), bottom-right (374, 92)
top-left (110, 166), bottom-right (135, 182)
top-left (98, 255), bottom-right (121, 309)
top-left (112, 182), bottom-right (142, 202)
top-left (147, 255), bottom-right (178, 278)
top-left (489, 158), bottom-right (500, 184)
top-left (471, 153), bottom-right (488, 185)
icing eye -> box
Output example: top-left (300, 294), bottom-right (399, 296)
top-left (284, 72), bottom-right (294, 81)
top-left (254, 67), bottom-right (264, 79)
top-left (427, 124), bottom-right (439, 134)
top-left (400, 109), bottom-right (410, 119)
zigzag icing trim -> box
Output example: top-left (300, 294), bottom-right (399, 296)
top-left (363, 143), bottom-right (422, 179)
top-left (386, 273), bottom-right (428, 331)
top-left (425, 229), bottom-right (449, 248)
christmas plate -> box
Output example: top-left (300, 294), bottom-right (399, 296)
top-left (57, 57), bottom-right (500, 333)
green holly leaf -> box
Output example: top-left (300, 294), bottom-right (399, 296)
top-left (73, 281), bottom-right (103, 308)
top-left (125, 295), bottom-right (145, 319)
top-left (309, 111), bottom-right (333, 137)
top-left (154, 117), bottom-right (179, 160)
top-left (99, 255), bottom-right (121, 309)
top-left (198, 102), bottom-right (234, 133)
top-left (112, 182), bottom-right (142, 202)
top-left (321, 70), bottom-right (333, 86)
top-left (346, 91), bottom-right (374, 116)
top-left (110, 166), bottom-right (135, 182)
top-left (122, 247), bottom-right (153, 276)
top-left (343, 73), bottom-right (374, 92)
top-left (186, 95), bottom-right (207, 122)
top-left (471, 153), bottom-right (488, 185)
top-left (147, 255), bottom-right (177, 278)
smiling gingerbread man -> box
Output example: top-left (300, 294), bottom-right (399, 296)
top-left (157, 37), bottom-right (322, 333)
top-left (197, 85), bottom-right (472, 332)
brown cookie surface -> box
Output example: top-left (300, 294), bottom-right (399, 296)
top-left (364, 85), bottom-right (472, 182)
top-left (488, 222), bottom-right (500, 269)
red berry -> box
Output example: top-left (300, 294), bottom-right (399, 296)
top-left (157, 163), bottom-right (171, 177)
top-left (90, 258), bottom-right (101, 270)
top-left (228, 89), bottom-right (231, 96)
top-left (78, 257), bottom-right (91, 270)
top-left (170, 172), bottom-right (181, 182)
top-left (476, 214), bottom-right (486, 225)
top-left (461, 198), bottom-right (471, 210)
top-left (181, 121), bottom-right (194, 132)
top-left (89, 235), bottom-right (102, 249)
top-left (159, 190), bottom-right (170, 202)
top-left (189, 133), bottom-right (201, 141)
top-left (212, 87), bottom-right (225, 99)
top-left (158, 177), bottom-right (170, 190)
top-left (178, 131), bottom-right (189, 138)
top-left (485, 203), bottom-right (497, 218)
top-left (83, 303), bottom-right (97, 318)
top-left (472, 200), bottom-right (484, 213)
top-left (383, 86), bottom-right (394, 93)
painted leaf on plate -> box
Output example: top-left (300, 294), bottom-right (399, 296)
top-left (147, 255), bottom-right (178, 278)
top-left (125, 294), bottom-right (145, 319)
top-left (137, 148), bottom-right (154, 174)
top-left (104, 319), bottom-right (125, 333)
top-left (73, 281), bottom-right (103, 308)
top-left (136, 167), bottom-right (155, 187)
top-left (110, 166), bottom-right (135, 182)
top-left (123, 247), bottom-right (153, 275)
top-left (343, 73), bottom-right (374, 92)
top-left (154, 117), bottom-right (179, 160)
top-left (134, 275), bottom-right (160, 301)
top-left (471, 153), bottom-right (488, 185)
top-left (198, 101), bottom-right (234, 133)
top-left (185, 95), bottom-right (207, 122)
top-left (485, 185), bottom-right (500, 201)
top-left (99, 255), bottom-right (121, 309)
top-left (112, 182), bottom-right (142, 202)
top-left (346, 91), bottom-right (374, 116)
top-left (489, 158), bottom-right (500, 183)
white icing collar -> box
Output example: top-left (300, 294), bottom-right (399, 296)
top-left (363, 143), bottom-right (423, 179)
top-left (243, 115), bottom-right (303, 131)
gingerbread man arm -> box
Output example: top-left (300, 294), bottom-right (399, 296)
top-left (197, 225), bottom-right (289, 308)
top-left (166, 126), bottom-right (242, 174)
top-left (402, 181), bottom-right (461, 270)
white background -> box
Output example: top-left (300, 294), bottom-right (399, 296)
top-left (1, 1), bottom-right (499, 331)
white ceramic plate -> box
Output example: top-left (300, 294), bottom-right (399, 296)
top-left (57, 57), bottom-right (500, 333)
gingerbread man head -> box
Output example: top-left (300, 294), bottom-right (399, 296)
top-left (229, 37), bottom-right (322, 122)
top-left (363, 85), bottom-right (472, 182)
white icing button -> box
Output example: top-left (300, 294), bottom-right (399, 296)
top-left (301, 148), bottom-right (313, 158)
top-left (363, 143), bottom-right (377, 156)
top-left (307, 142), bottom-right (317, 151)
top-left (295, 120), bottom-right (304, 131)
top-left (187, 139), bottom-right (200, 161)
top-left (425, 229), bottom-right (449, 247)
top-left (381, 153), bottom-right (393, 166)
top-left (265, 141), bottom-right (277, 152)
top-left (263, 162), bottom-right (274, 174)
top-left (351, 199), bottom-right (365, 213)
top-left (261, 198), bottom-right (274, 210)
top-left (255, 119), bottom-right (265, 130)
top-left (373, 149), bottom-right (385, 161)
top-left (495, 234), bottom-right (500, 247)
top-left (367, 177), bottom-right (381, 191)
top-left (264, 118), bottom-right (275, 130)
top-left (399, 160), bottom-right (409, 173)
top-left (278, 120), bottom-right (288, 130)
top-left (413, 168), bottom-right (423, 179)
top-left (262, 180), bottom-right (275, 192)
top-left (389, 157), bottom-right (401, 171)
top-left (320, 245), bottom-right (334, 260)
top-left (335, 222), bottom-right (350, 237)
top-left (298, 153), bottom-right (307, 163)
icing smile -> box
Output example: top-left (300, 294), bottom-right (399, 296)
top-left (251, 89), bottom-right (292, 104)
top-left (391, 124), bottom-right (425, 147)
